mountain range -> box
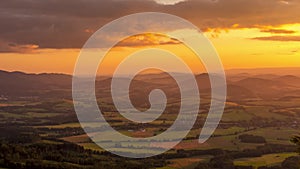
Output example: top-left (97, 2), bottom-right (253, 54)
top-left (0, 68), bottom-right (300, 103)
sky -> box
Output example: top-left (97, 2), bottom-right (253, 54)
top-left (0, 0), bottom-right (299, 74)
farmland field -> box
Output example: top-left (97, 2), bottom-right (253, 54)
top-left (0, 70), bottom-right (300, 169)
top-left (234, 153), bottom-right (298, 168)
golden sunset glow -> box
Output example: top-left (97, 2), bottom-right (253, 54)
top-left (207, 24), bottom-right (300, 69)
top-left (0, 1), bottom-right (299, 74)
top-left (2, 25), bottom-right (299, 75)
top-left (2, 1), bottom-right (300, 165)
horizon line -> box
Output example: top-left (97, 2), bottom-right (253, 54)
top-left (1, 66), bottom-right (300, 76)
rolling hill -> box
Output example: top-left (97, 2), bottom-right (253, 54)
top-left (0, 69), bottom-right (299, 102)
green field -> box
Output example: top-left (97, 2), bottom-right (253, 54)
top-left (234, 153), bottom-right (298, 169)
top-left (1, 82), bottom-right (300, 169)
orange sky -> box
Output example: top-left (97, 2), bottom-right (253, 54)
top-left (0, 24), bottom-right (299, 75)
top-left (0, 0), bottom-right (299, 75)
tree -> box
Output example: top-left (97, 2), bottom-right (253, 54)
top-left (291, 134), bottom-right (300, 154)
top-left (210, 155), bottom-right (235, 169)
top-left (282, 156), bottom-right (300, 169)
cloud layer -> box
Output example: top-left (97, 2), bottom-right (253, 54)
top-left (252, 36), bottom-right (300, 42)
top-left (0, 0), bottom-right (300, 52)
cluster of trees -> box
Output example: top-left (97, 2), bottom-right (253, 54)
top-left (0, 136), bottom-right (299, 169)
top-left (0, 126), bottom-right (41, 144)
top-left (193, 143), bottom-right (299, 169)
top-left (0, 141), bottom-right (165, 169)
top-left (256, 156), bottom-right (300, 169)
top-left (291, 134), bottom-right (300, 155)
top-left (195, 154), bottom-right (236, 169)
top-left (195, 154), bottom-right (300, 169)
top-left (238, 134), bottom-right (266, 143)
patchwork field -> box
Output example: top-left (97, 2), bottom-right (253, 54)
top-left (234, 153), bottom-right (298, 169)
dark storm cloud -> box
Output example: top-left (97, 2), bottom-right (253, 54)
top-left (0, 0), bottom-right (300, 52)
